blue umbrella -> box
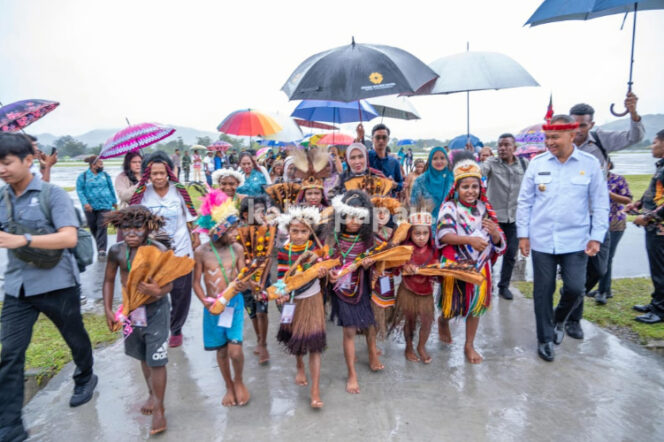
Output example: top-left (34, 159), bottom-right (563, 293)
top-left (448, 134), bottom-right (483, 151)
top-left (526, 0), bottom-right (664, 116)
top-left (291, 99), bottom-right (379, 124)
top-left (397, 139), bottom-right (416, 146)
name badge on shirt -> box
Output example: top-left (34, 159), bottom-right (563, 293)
top-left (338, 273), bottom-right (352, 291)
top-left (280, 303), bottom-right (296, 324)
top-left (130, 306), bottom-right (147, 327)
top-left (379, 276), bottom-right (391, 295)
top-left (217, 306), bottom-right (234, 328)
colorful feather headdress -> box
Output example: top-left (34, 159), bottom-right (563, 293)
top-left (195, 188), bottom-right (240, 241)
top-left (276, 205), bottom-right (322, 232)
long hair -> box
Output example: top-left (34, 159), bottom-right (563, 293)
top-left (130, 151), bottom-right (197, 217)
top-left (238, 151), bottom-right (261, 173)
top-left (122, 151), bottom-right (142, 185)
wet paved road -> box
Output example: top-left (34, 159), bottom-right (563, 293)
top-left (22, 288), bottom-right (664, 441)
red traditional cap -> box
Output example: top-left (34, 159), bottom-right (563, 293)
top-left (542, 122), bottom-right (579, 131)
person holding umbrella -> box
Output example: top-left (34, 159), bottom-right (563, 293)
top-left (76, 155), bottom-right (117, 259)
top-left (368, 124), bottom-right (403, 196)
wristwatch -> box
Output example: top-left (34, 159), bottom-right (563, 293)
top-left (23, 233), bottom-right (32, 247)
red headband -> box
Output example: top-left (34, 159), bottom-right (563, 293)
top-left (542, 122), bottom-right (579, 131)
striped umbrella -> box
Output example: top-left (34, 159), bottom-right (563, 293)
top-left (99, 122), bottom-right (175, 159)
top-left (208, 140), bottom-right (232, 152)
top-left (217, 109), bottom-right (282, 137)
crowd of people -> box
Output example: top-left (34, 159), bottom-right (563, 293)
top-left (1, 92), bottom-right (663, 439)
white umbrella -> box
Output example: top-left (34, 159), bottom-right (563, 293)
top-left (263, 112), bottom-right (304, 142)
top-left (411, 50), bottom-right (539, 137)
top-left (367, 95), bottom-right (421, 121)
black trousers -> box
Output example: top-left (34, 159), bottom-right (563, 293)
top-left (84, 209), bottom-right (110, 253)
top-left (532, 250), bottom-right (588, 343)
top-left (568, 232), bottom-right (610, 321)
top-left (645, 230), bottom-right (664, 316)
top-left (0, 286), bottom-right (94, 433)
top-left (183, 167), bottom-right (190, 182)
top-left (170, 272), bottom-right (193, 336)
top-left (498, 222), bottom-right (518, 290)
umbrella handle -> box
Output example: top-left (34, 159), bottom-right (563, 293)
top-left (609, 102), bottom-right (629, 117)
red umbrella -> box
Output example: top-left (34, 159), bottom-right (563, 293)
top-left (0, 99), bottom-right (59, 133)
top-left (208, 140), bottom-right (232, 152)
top-left (317, 133), bottom-right (354, 146)
top-left (99, 123), bottom-right (175, 159)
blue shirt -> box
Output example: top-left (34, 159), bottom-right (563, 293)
top-left (367, 150), bottom-right (403, 192)
top-left (76, 169), bottom-right (117, 210)
top-left (0, 176), bottom-right (80, 296)
top-left (516, 147), bottom-right (609, 254)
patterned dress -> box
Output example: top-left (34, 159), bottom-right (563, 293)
top-left (436, 200), bottom-right (506, 318)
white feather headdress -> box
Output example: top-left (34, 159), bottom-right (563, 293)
top-left (331, 194), bottom-right (370, 219)
top-left (212, 168), bottom-right (245, 187)
top-left (277, 205), bottom-right (322, 232)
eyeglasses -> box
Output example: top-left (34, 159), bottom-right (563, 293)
top-left (373, 135), bottom-right (389, 141)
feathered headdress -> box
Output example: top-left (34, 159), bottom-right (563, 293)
top-left (292, 147), bottom-right (331, 191)
top-left (211, 168), bottom-right (245, 187)
top-left (195, 188), bottom-right (240, 241)
top-left (276, 205), bottom-right (322, 232)
top-left (332, 194), bottom-right (370, 220)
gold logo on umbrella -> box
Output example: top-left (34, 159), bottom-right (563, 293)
top-left (369, 72), bottom-right (383, 84)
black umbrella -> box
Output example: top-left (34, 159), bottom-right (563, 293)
top-left (282, 37), bottom-right (438, 103)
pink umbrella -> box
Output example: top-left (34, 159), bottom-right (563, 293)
top-left (516, 144), bottom-right (545, 160)
top-left (208, 140), bottom-right (232, 152)
top-left (99, 123), bottom-right (175, 159)
top-left (255, 147), bottom-right (270, 158)
top-left (317, 133), bottom-right (354, 146)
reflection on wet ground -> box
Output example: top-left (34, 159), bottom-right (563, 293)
top-left (22, 288), bottom-right (664, 441)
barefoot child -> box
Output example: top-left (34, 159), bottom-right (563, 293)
top-left (395, 204), bottom-right (439, 364)
top-left (102, 206), bottom-right (172, 435)
top-left (274, 206), bottom-right (328, 408)
top-left (370, 196), bottom-right (401, 341)
top-left (328, 191), bottom-right (383, 394)
top-left (238, 196), bottom-right (271, 364)
top-left (435, 159), bottom-right (505, 364)
top-left (192, 190), bottom-right (251, 406)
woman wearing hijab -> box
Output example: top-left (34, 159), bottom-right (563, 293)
top-left (335, 143), bottom-right (385, 195)
top-left (410, 146), bottom-right (454, 221)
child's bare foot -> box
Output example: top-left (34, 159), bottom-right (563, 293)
top-left (368, 352), bottom-right (384, 371)
top-left (376, 348), bottom-right (383, 356)
top-left (257, 345), bottom-right (270, 365)
top-left (438, 318), bottom-right (452, 344)
top-left (405, 346), bottom-right (420, 362)
top-left (346, 374), bottom-right (360, 394)
top-left (310, 392), bottom-right (324, 408)
top-left (417, 346), bottom-right (432, 364)
top-left (464, 344), bottom-right (483, 364)
top-left (222, 388), bottom-right (237, 407)
top-left (140, 396), bottom-right (154, 415)
top-left (295, 368), bottom-right (308, 386)
top-left (234, 380), bottom-right (251, 406)
top-left (150, 407), bottom-right (167, 435)
top-left (253, 346), bottom-right (260, 355)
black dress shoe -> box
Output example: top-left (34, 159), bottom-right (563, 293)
top-left (606, 291), bottom-right (614, 299)
top-left (633, 304), bottom-right (652, 313)
top-left (565, 321), bottom-right (584, 340)
top-left (586, 290), bottom-right (597, 298)
top-left (634, 312), bottom-right (664, 324)
top-left (553, 322), bottom-right (565, 345)
top-left (499, 288), bottom-right (513, 300)
top-left (595, 292), bottom-right (608, 305)
top-left (70, 374), bottom-right (98, 407)
top-left (538, 342), bottom-right (555, 362)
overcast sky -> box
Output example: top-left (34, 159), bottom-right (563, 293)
top-left (1, 0), bottom-right (662, 142)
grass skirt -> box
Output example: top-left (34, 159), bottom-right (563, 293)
top-left (331, 290), bottom-right (376, 330)
top-left (372, 303), bottom-right (395, 341)
top-left (392, 284), bottom-right (434, 329)
top-left (276, 292), bottom-right (326, 356)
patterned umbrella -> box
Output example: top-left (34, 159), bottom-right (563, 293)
top-left (208, 140), bottom-right (232, 152)
top-left (516, 144), bottom-right (546, 160)
top-left (516, 123), bottom-right (545, 145)
top-left (99, 123), bottom-right (175, 159)
top-left (217, 109), bottom-right (282, 137)
top-left (0, 99), bottom-right (60, 132)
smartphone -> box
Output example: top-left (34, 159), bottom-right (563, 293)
top-left (51, 147), bottom-right (57, 155)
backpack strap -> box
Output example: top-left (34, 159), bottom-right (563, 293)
top-left (518, 156), bottom-right (527, 174)
top-left (590, 131), bottom-right (608, 162)
top-left (38, 182), bottom-right (54, 227)
top-left (2, 185), bottom-right (13, 222)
